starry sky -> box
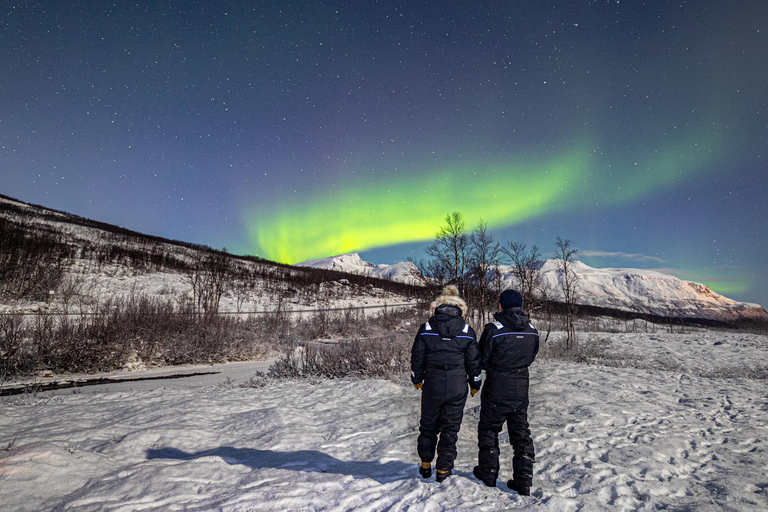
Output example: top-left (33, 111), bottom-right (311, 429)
top-left (1, 1), bottom-right (767, 306)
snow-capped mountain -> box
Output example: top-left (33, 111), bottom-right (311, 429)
top-left (299, 253), bottom-right (767, 324)
top-left (297, 253), bottom-right (420, 285)
top-left (508, 259), bottom-right (767, 323)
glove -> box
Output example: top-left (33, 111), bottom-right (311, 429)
top-left (414, 382), bottom-right (423, 390)
top-left (469, 375), bottom-right (482, 397)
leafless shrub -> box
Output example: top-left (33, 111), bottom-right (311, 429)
top-left (268, 334), bottom-right (411, 380)
top-left (0, 217), bottom-right (72, 301)
top-left (240, 372), bottom-right (268, 388)
top-left (698, 365), bottom-right (768, 380)
top-left (294, 306), bottom-right (370, 340)
top-left (1, 296), bottom-right (273, 377)
top-left (187, 252), bottom-right (232, 316)
top-left (1, 313), bottom-right (30, 376)
top-left (538, 333), bottom-right (618, 364)
top-left (57, 273), bottom-right (96, 311)
top-left (231, 275), bottom-right (255, 313)
top-left (1, 298), bottom-right (421, 379)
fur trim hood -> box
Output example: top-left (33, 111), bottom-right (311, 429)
top-left (429, 285), bottom-right (467, 316)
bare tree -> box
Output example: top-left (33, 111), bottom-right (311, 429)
top-left (501, 241), bottom-right (542, 310)
top-left (428, 212), bottom-right (469, 293)
top-left (187, 252), bottom-right (232, 317)
top-left (554, 237), bottom-right (580, 349)
top-left (409, 212), bottom-right (469, 296)
top-left (468, 220), bottom-right (501, 324)
top-left (406, 256), bottom-right (449, 296)
top-left (231, 273), bottom-right (255, 313)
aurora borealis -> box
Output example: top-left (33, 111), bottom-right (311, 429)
top-left (1, 1), bottom-right (766, 306)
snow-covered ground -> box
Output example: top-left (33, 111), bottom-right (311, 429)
top-left (297, 253), bottom-right (768, 325)
top-left (1, 195), bottom-right (419, 317)
top-left (0, 258), bottom-right (417, 318)
top-left (2, 330), bottom-right (767, 511)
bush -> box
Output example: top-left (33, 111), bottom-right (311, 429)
top-left (0, 296), bottom-right (274, 377)
top-left (0, 217), bottom-right (72, 301)
top-left (0, 298), bottom-right (422, 378)
top-left (268, 334), bottom-right (412, 379)
top-left (538, 333), bottom-right (616, 364)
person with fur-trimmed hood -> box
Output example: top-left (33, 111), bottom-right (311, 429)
top-left (472, 289), bottom-right (539, 495)
top-left (411, 285), bottom-right (481, 482)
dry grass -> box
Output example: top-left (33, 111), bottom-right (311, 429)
top-left (268, 334), bottom-right (412, 380)
top-left (0, 298), bottom-right (422, 378)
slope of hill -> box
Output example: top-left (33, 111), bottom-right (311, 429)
top-left (0, 194), bottom-right (421, 315)
top-left (3, 192), bottom-right (765, 326)
top-left (507, 260), bottom-right (767, 324)
top-left (301, 253), bottom-right (768, 326)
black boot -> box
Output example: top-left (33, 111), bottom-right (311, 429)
top-left (507, 480), bottom-right (531, 496)
top-left (419, 462), bottom-right (432, 479)
top-left (435, 469), bottom-right (451, 482)
top-left (473, 466), bottom-right (496, 487)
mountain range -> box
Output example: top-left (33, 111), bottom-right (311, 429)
top-left (298, 253), bottom-right (768, 324)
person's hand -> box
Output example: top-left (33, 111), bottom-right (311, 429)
top-left (470, 388), bottom-right (479, 397)
top-left (414, 382), bottom-right (423, 390)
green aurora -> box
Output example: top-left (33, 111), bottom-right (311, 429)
top-left (247, 131), bottom-right (722, 265)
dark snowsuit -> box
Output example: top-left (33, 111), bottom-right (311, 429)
top-left (475, 308), bottom-right (539, 487)
top-left (411, 304), bottom-right (481, 472)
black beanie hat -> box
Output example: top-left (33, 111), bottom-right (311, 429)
top-left (499, 289), bottom-right (523, 310)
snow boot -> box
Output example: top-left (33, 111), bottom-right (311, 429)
top-left (419, 462), bottom-right (432, 479)
top-left (435, 469), bottom-right (452, 483)
top-left (473, 466), bottom-right (496, 487)
top-left (507, 480), bottom-right (531, 496)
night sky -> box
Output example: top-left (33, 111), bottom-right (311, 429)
top-left (2, 1), bottom-right (766, 306)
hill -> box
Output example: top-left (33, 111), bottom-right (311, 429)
top-left (300, 253), bottom-right (768, 327)
top-left (0, 194), bottom-right (422, 316)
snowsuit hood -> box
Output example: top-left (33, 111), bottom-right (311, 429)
top-left (430, 304), bottom-right (467, 337)
top-left (411, 303), bottom-right (481, 473)
top-left (494, 307), bottom-right (530, 331)
top-left (429, 285), bottom-right (468, 316)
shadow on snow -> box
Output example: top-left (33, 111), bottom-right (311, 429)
top-left (146, 446), bottom-right (413, 484)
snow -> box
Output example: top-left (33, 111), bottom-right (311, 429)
top-left (297, 253), bottom-right (768, 325)
top-left (297, 253), bottom-right (420, 285)
top-left (505, 259), bottom-right (767, 323)
top-left (1, 360), bottom-right (276, 395)
top-left (5, 192), bottom-right (765, 325)
top-left (2, 330), bottom-right (767, 511)
top-left (0, 254), bottom-right (416, 318)
top-left (1, 197), bottom-right (417, 317)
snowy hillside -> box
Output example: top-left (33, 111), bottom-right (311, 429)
top-left (299, 253), bottom-right (767, 325)
top-left (510, 260), bottom-right (767, 323)
top-left (298, 253), bottom-right (420, 285)
top-left (2, 330), bottom-right (767, 511)
top-left (0, 195), bottom-right (419, 316)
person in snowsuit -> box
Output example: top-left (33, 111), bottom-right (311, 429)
top-left (411, 285), bottom-right (482, 482)
top-left (473, 289), bottom-right (539, 495)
